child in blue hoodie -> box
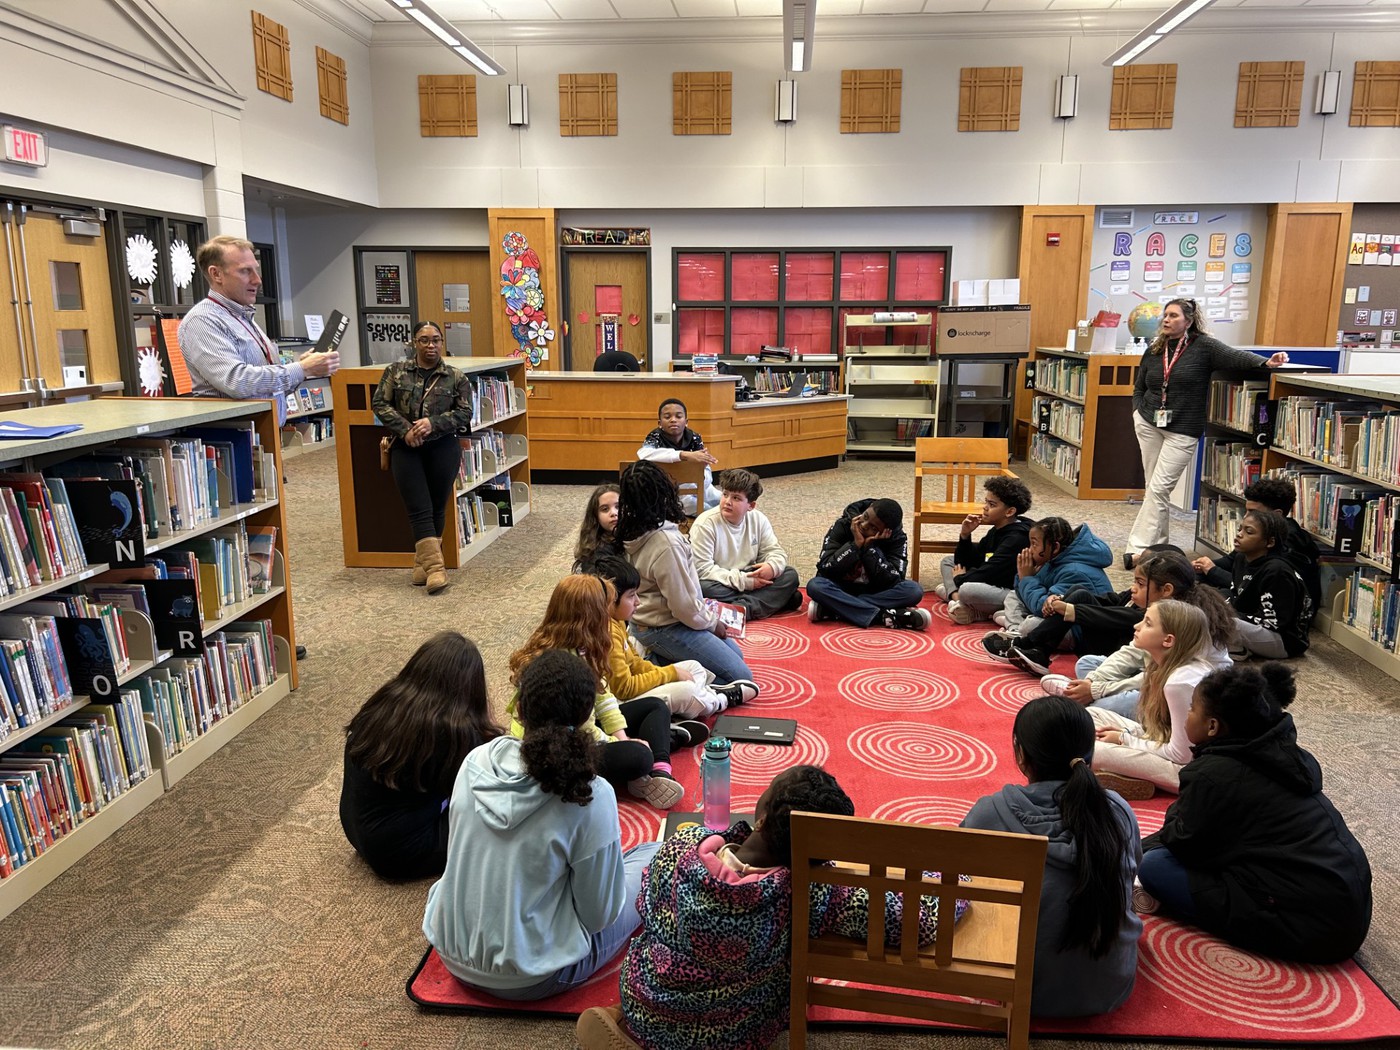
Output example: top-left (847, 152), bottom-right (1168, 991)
top-left (422, 648), bottom-right (661, 1000)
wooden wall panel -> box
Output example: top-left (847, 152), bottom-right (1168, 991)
top-left (252, 11), bottom-right (292, 102)
top-left (1254, 203), bottom-right (1353, 347)
top-left (1351, 61), bottom-right (1400, 127)
top-left (673, 72), bottom-right (731, 135)
top-left (560, 74), bottom-right (618, 137)
top-left (841, 69), bottom-right (901, 134)
top-left (959, 67), bottom-right (1022, 132)
top-left (419, 75), bottom-right (477, 137)
top-left (316, 46), bottom-right (348, 125)
top-left (1110, 64), bottom-right (1176, 130)
top-left (1235, 61), bottom-right (1303, 128)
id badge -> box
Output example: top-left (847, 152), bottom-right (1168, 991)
top-left (1155, 409), bottom-right (1171, 427)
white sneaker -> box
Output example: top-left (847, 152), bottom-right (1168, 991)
top-left (1040, 673), bottom-right (1072, 697)
top-left (947, 600), bottom-right (974, 625)
top-left (933, 584), bottom-right (948, 602)
top-left (992, 611), bottom-right (1010, 628)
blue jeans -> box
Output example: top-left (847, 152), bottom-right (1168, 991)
top-left (487, 840), bottom-right (662, 1001)
top-left (1075, 654), bottom-right (1141, 719)
top-left (806, 576), bottom-right (924, 628)
top-left (633, 621), bottom-right (753, 685)
top-left (1138, 846), bottom-right (1197, 921)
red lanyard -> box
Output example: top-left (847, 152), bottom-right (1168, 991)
top-left (208, 296), bottom-right (276, 365)
top-left (1160, 335), bottom-right (1190, 398)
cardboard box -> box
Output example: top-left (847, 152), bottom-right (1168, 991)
top-left (987, 279), bottom-right (1021, 305)
top-left (937, 305), bottom-right (1031, 356)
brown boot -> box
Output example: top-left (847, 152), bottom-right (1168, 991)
top-left (422, 537), bottom-right (448, 593)
top-left (411, 538), bottom-right (430, 586)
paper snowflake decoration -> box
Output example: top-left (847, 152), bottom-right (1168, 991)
top-left (170, 240), bottom-right (195, 289)
top-left (126, 233), bottom-right (158, 285)
top-left (136, 346), bottom-right (166, 396)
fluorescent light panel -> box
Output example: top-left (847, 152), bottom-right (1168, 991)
top-left (1104, 0), bottom-right (1214, 67)
top-left (393, 0), bottom-right (505, 76)
top-left (784, 0), bottom-right (815, 73)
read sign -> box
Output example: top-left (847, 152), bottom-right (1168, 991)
top-left (2, 125), bottom-right (47, 167)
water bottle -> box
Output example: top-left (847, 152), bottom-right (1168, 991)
top-left (702, 736), bottom-right (732, 830)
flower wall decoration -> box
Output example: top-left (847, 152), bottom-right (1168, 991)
top-left (170, 240), bottom-right (196, 289)
top-left (498, 230), bottom-right (554, 367)
top-left (125, 233), bottom-right (159, 285)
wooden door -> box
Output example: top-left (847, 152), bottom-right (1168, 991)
top-left (19, 212), bottom-right (119, 387)
top-left (0, 214), bottom-right (26, 392)
top-left (563, 250), bottom-right (650, 370)
top-left (413, 250), bottom-right (494, 359)
top-left (1255, 204), bottom-right (1352, 347)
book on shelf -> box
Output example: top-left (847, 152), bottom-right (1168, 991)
top-left (247, 526), bottom-right (277, 594)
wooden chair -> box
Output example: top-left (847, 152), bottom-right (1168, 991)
top-left (789, 813), bottom-right (1047, 1050)
top-left (620, 458), bottom-right (707, 533)
top-left (911, 436), bottom-right (1017, 582)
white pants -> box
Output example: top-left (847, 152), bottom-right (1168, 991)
top-left (639, 659), bottom-right (728, 718)
top-left (1089, 707), bottom-right (1183, 792)
top-left (1128, 414), bottom-right (1199, 554)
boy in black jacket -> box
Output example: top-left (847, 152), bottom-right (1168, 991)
top-left (936, 476), bottom-right (1033, 625)
top-left (806, 498), bottom-right (929, 630)
top-left (1196, 509), bottom-right (1310, 658)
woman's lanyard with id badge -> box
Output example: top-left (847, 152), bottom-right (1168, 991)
top-left (1157, 335), bottom-right (1190, 427)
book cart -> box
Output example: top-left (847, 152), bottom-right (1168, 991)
top-left (842, 313), bottom-right (937, 454)
top-left (1262, 372), bottom-right (1400, 681)
top-left (332, 358), bottom-right (530, 570)
top-left (1021, 346), bottom-right (1145, 499)
top-left (0, 397), bottom-right (295, 922)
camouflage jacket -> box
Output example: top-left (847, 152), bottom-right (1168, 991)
top-left (371, 357), bottom-right (473, 440)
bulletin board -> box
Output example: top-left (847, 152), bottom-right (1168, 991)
top-left (1338, 203), bottom-right (1400, 351)
top-left (1088, 205), bottom-right (1267, 349)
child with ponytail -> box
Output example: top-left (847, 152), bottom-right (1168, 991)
top-left (423, 649), bottom-right (662, 999)
top-left (961, 696), bottom-right (1142, 1018)
top-left (1140, 665), bottom-right (1372, 964)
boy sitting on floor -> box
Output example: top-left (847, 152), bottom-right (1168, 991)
top-left (937, 475), bottom-right (1034, 625)
top-left (807, 498), bottom-right (930, 631)
top-left (690, 468), bottom-right (802, 621)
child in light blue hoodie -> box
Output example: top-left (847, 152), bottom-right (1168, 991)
top-left (422, 648), bottom-right (661, 1000)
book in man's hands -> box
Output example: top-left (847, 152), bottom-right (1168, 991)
top-left (704, 598), bottom-right (746, 638)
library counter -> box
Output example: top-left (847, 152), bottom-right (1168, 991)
top-left (527, 372), bottom-right (848, 476)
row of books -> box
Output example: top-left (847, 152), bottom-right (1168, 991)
top-left (748, 368), bottom-right (837, 394)
top-left (1030, 432), bottom-right (1081, 485)
top-left (1199, 493), bottom-right (1245, 550)
top-left (283, 385), bottom-right (328, 417)
top-left (1270, 466), bottom-right (1382, 546)
top-left (1033, 396), bottom-right (1085, 444)
top-left (1272, 396), bottom-right (1400, 483)
top-left (1341, 568), bottom-right (1400, 651)
top-left (1202, 440), bottom-right (1263, 497)
top-left (893, 418), bottom-right (935, 444)
top-left (1034, 358), bottom-right (1088, 401)
top-left (458, 430), bottom-right (515, 489)
top-left (0, 477), bottom-right (88, 595)
top-left (471, 376), bottom-right (517, 423)
top-left (286, 417), bottom-right (333, 444)
top-left (1208, 378), bottom-right (1269, 434)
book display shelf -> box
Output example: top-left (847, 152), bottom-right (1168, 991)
top-left (669, 357), bottom-right (843, 395)
top-left (0, 396), bottom-right (295, 921)
top-left (1262, 372), bottom-right (1400, 681)
top-left (842, 313), bottom-right (937, 454)
top-left (333, 358), bottom-right (530, 570)
top-left (1022, 347), bottom-right (1144, 500)
top-left (283, 383), bottom-right (335, 460)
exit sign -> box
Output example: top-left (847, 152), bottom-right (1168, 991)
top-left (3, 126), bottom-right (48, 167)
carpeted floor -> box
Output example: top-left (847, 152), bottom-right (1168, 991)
top-left (0, 444), bottom-right (1394, 1050)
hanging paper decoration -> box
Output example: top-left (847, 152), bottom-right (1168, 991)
top-left (499, 230), bottom-right (554, 367)
top-left (627, 313), bottom-right (641, 326)
top-left (170, 240), bottom-right (196, 289)
top-left (126, 233), bottom-right (159, 285)
top-left (136, 346), bottom-right (167, 397)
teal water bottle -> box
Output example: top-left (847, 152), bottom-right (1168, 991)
top-left (702, 736), bottom-right (732, 830)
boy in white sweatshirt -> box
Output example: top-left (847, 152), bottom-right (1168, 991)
top-left (689, 469), bottom-right (803, 621)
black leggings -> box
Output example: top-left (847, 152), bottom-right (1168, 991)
top-left (594, 695), bottom-right (672, 783)
top-left (389, 435), bottom-right (461, 542)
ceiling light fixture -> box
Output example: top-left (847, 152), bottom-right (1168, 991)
top-left (392, 0), bottom-right (505, 76)
top-left (784, 0), bottom-right (816, 74)
top-left (1104, 0), bottom-right (1214, 67)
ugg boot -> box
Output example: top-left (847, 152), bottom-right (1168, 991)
top-left (411, 538), bottom-right (431, 586)
top-left (422, 537), bottom-right (448, 593)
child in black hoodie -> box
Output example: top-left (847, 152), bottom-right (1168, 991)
top-left (1139, 664), bottom-right (1371, 964)
top-left (1196, 509), bottom-right (1310, 658)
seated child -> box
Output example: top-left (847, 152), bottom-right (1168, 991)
top-left (578, 765), bottom-right (958, 1050)
top-left (690, 468), bottom-right (802, 621)
top-left (995, 516), bottom-right (1113, 634)
top-left (637, 397), bottom-right (720, 513)
top-left (339, 631), bottom-right (500, 880)
top-left (1089, 600), bottom-right (1217, 797)
top-left (1244, 476), bottom-right (1321, 621)
top-left (961, 696), bottom-right (1142, 1018)
top-left (938, 476), bottom-right (1033, 625)
top-left (423, 648), bottom-right (662, 999)
top-left (572, 481), bottom-right (620, 571)
top-left (591, 554), bottom-right (745, 718)
top-left (1140, 665), bottom-right (1372, 964)
top-left (806, 498), bottom-right (930, 630)
top-left (1194, 508), bottom-right (1311, 659)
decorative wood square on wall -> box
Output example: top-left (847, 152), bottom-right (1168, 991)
top-left (1235, 61), bottom-right (1303, 127)
top-left (958, 67), bottom-right (1023, 132)
top-left (1110, 64), bottom-right (1177, 130)
top-left (419, 75), bottom-right (477, 137)
top-left (1351, 61), bottom-right (1400, 127)
top-left (841, 69), bottom-right (902, 134)
top-left (316, 46), bottom-right (348, 125)
top-left (252, 11), bottom-right (292, 102)
top-left (673, 72), bottom-right (732, 135)
top-left (560, 73), bottom-right (618, 136)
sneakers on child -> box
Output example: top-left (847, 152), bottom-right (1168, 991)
top-left (981, 631), bottom-right (1017, 660)
top-left (880, 607), bottom-right (931, 631)
top-left (1228, 647), bottom-right (1250, 663)
top-left (947, 600), bottom-right (974, 625)
top-left (1008, 644), bottom-right (1053, 676)
top-left (933, 584), bottom-right (949, 602)
top-left (807, 600), bottom-right (827, 623)
top-left (576, 1005), bottom-right (640, 1050)
top-left (1132, 879), bottom-right (1161, 915)
top-left (992, 610), bottom-right (1011, 628)
top-left (1040, 673), bottom-right (1073, 697)
top-left (783, 589), bottom-right (805, 614)
top-left (670, 720), bottom-right (711, 750)
top-left (1094, 770), bottom-right (1155, 801)
top-left (717, 679), bottom-right (759, 707)
top-left (628, 773), bottom-right (685, 810)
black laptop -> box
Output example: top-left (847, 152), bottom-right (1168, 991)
top-left (712, 714), bottom-right (798, 745)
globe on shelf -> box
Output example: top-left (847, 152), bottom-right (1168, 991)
top-left (1127, 301), bottom-right (1164, 342)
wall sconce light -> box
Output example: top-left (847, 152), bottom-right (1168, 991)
top-left (1315, 70), bottom-right (1341, 116)
top-left (775, 79), bottom-right (798, 123)
top-left (1055, 74), bottom-right (1078, 119)
top-left (508, 84), bottom-right (529, 127)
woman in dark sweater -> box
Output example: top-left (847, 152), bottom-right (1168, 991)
top-left (339, 631), bottom-right (500, 879)
top-left (1125, 298), bottom-right (1288, 564)
top-left (1139, 665), bottom-right (1371, 964)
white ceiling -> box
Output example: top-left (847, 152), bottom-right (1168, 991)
top-left (344, 0), bottom-right (1400, 16)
